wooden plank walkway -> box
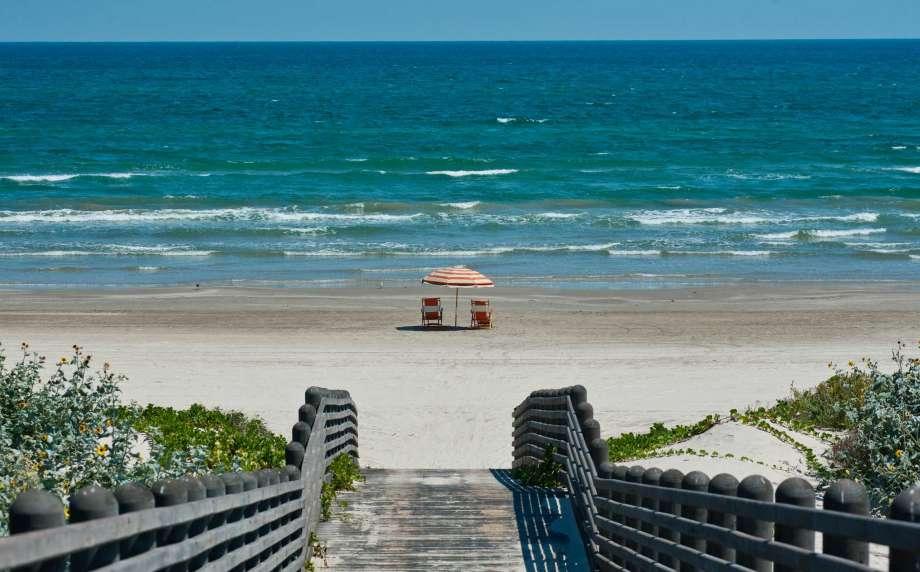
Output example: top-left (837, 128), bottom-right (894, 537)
top-left (314, 469), bottom-right (589, 571)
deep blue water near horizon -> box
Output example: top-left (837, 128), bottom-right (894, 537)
top-left (2, 40), bottom-right (920, 288)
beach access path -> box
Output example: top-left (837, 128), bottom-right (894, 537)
top-left (1, 282), bottom-right (918, 470)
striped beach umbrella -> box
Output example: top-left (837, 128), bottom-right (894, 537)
top-left (422, 265), bottom-right (494, 327)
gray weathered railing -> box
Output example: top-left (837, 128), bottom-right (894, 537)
top-left (0, 386), bottom-right (358, 572)
top-left (512, 386), bottom-right (920, 572)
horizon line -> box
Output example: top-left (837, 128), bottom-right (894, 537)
top-left (1, 37), bottom-right (919, 44)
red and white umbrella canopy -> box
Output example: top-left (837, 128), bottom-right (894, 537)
top-left (422, 266), bottom-right (495, 288)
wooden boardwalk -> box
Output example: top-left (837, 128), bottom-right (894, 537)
top-left (315, 469), bottom-right (590, 571)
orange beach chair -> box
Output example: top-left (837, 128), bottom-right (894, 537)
top-left (421, 297), bottom-right (443, 326)
top-left (470, 299), bottom-right (493, 329)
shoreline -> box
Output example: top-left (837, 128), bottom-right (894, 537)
top-left (2, 281), bottom-right (918, 468)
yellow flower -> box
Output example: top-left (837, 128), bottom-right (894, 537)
top-left (79, 423), bottom-right (88, 433)
top-left (847, 360), bottom-right (855, 367)
top-left (95, 443), bottom-right (109, 457)
top-left (895, 449), bottom-right (904, 458)
top-left (57, 357), bottom-right (68, 366)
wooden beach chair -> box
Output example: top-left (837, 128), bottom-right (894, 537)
top-left (421, 297), bottom-right (443, 326)
top-left (470, 299), bottom-right (493, 329)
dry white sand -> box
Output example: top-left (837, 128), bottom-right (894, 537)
top-left (1, 283), bottom-right (918, 470)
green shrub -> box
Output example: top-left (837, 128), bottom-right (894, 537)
top-left (754, 370), bottom-right (869, 431)
top-left (0, 343), bottom-right (201, 535)
top-left (606, 415), bottom-right (719, 462)
top-left (510, 445), bottom-right (564, 488)
top-left (831, 343), bottom-right (920, 510)
top-left (133, 403), bottom-right (285, 472)
top-left (320, 454), bottom-right (364, 521)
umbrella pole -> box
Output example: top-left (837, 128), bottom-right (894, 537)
top-left (454, 288), bottom-right (459, 327)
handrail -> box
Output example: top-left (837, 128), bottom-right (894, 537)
top-left (512, 386), bottom-right (920, 572)
top-left (0, 386), bottom-right (358, 571)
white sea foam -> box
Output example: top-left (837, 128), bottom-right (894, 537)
top-left (608, 250), bottom-right (661, 256)
top-left (4, 174), bottom-right (79, 183)
top-left (2, 172), bottom-right (145, 183)
top-left (282, 226), bottom-right (332, 235)
top-left (629, 208), bottom-right (767, 225)
top-left (533, 212), bottom-right (582, 220)
top-left (345, 158), bottom-right (368, 162)
top-left (439, 201), bottom-right (481, 209)
top-left (0, 250), bottom-right (94, 257)
top-left (0, 208), bottom-right (423, 224)
top-left (892, 146), bottom-right (908, 150)
top-left (136, 266), bottom-right (161, 272)
top-left (811, 228), bottom-right (886, 238)
top-left (756, 228), bottom-right (887, 241)
top-left (892, 167), bottom-right (920, 174)
top-left (724, 170), bottom-right (810, 181)
top-left (496, 117), bottom-right (547, 124)
top-left (425, 169), bottom-right (518, 177)
top-left (632, 209), bottom-right (879, 226)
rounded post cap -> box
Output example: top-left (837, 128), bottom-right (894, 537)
top-left (114, 482), bottom-right (155, 512)
top-left (199, 474), bottom-right (226, 498)
top-left (9, 489), bottom-right (65, 533)
top-left (568, 385), bottom-right (588, 405)
top-left (824, 479), bottom-right (868, 514)
top-left (641, 467), bottom-right (663, 485)
top-left (239, 472), bottom-right (258, 491)
top-left (69, 485), bottom-right (119, 521)
top-left (151, 479), bottom-right (188, 506)
top-left (738, 474), bottom-right (774, 500)
top-left (220, 472), bottom-right (245, 494)
top-left (626, 465), bottom-right (646, 482)
top-left (889, 484), bottom-right (920, 522)
top-left (682, 470), bottom-right (710, 491)
top-left (282, 465), bottom-right (302, 481)
top-left (709, 473), bottom-right (739, 496)
top-left (611, 465), bottom-right (629, 480)
top-left (776, 477), bottom-right (815, 507)
top-left (179, 476), bottom-right (207, 502)
top-left (660, 468), bottom-right (684, 488)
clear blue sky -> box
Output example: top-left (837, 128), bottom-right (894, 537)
top-left (1, 0), bottom-right (917, 42)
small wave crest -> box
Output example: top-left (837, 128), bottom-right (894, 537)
top-left (756, 228), bottom-right (886, 241)
top-left (439, 201), bottom-right (481, 210)
top-left (2, 172), bottom-right (146, 183)
top-left (425, 169), bottom-right (518, 177)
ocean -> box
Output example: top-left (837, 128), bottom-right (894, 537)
top-left (1, 40), bottom-right (920, 288)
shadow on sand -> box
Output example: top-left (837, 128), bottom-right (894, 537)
top-left (395, 325), bottom-right (471, 332)
top-left (491, 469), bottom-right (591, 571)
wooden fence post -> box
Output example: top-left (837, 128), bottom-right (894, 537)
top-left (151, 478), bottom-right (190, 572)
top-left (679, 471), bottom-right (710, 572)
top-left (114, 483), bottom-right (156, 560)
top-left (889, 484), bottom-right (920, 572)
top-left (179, 477), bottom-right (207, 571)
top-left (9, 489), bottom-right (67, 572)
top-left (609, 465), bottom-right (628, 567)
top-left (199, 474), bottom-right (227, 563)
top-left (775, 478), bottom-right (815, 572)
top-left (220, 472), bottom-right (246, 556)
top-left (737, 475), bottom-right (774, 572)
top-left (625, 465), bottom-right (646, 562)
top-left (658, 468), bottom-right (683, 568)
top-left (69, 485), bottom-right (119, 571)
top-left (823, 479), bottom-right (869, 564)
top-left (640, 468), bottom-right (662, 561)
top-left (706, 473), bottom-right (738, 562)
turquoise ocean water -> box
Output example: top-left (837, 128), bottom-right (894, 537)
top-left (1, 41), bottom-right (920, 288)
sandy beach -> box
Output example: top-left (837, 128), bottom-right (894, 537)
top-left (1, 282), bottom-right (918, 470)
